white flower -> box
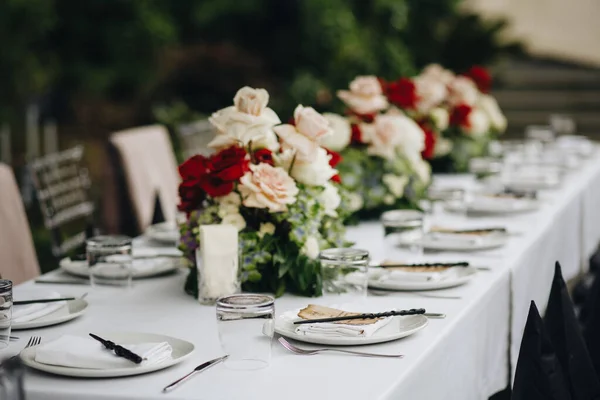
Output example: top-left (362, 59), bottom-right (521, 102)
top-left (382, 174), bottom-right (409, 198)
top-left (279, 148), bottom-right (337, 186)
top-left (337, 76), bottom-right (388, 115)
top-left (215, 192), bottom-right (241, 206)
top-left (258, 222), bottom-right (276, 238)
top-left (479, 94), bottom-right (507, 132)
top-left (319, 183), bottom-right (341, 217)
top-left (217, 203), bottom-right (239, 219)
top-left (221, 213), bottom-right (246, 232)
top-left (238, 163), bottom-right (299, 213)
top-left (302, 236), bottom-right (320, 259)
top-left (421, 64), bottom-right (455, 85)
top-left (434, 137), bottom-right (453, 156)
top-left (414, 76), bottom-right (447, 113)
top-left (208, 87), bottom-right (281, 151)
top-left (362, 114), bottom-right (425, 160)
top-left (294, 105), bottom-right (333, 142)
top-left (383, 195), bottom-right (395, 205)
top-left (465, 108), bottom-right (491, 137)
top-left (430, 107), bottom-right (449, 131)
top-left (321, 113), bottom-right (352, 151)
top-left (448, 76), bottom-right (479, 107)
top-left (347, 192), bottom-right (364, 212)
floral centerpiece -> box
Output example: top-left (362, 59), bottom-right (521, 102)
top-left (382, 64), bottom-right (507, 172)
top-left (320, 76), bottom-right (432, 220)
top-left (177, 87), bottom-right (352, 298)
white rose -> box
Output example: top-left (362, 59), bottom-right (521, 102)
top-left (479, 94), bottom-right (507, 132)
top-left (321, 113), bottom-right (352, 151)
top-left (337, 76), bottom-right (388, 115)
top-left (382, 174), bottom-right (409, 197)
top-left (273, 124), bottom-right (319, 162)
top-left (466, 108), bottom-right (491, 137)
top-left (414, 76), bottom-right (447, 113)
top-left (294, 105), bottom-right (332, 142)
top-left (258, 222), bottom-right (276, 238)
top-left (278, 148), bottom-right (337, 186)
top-left (430, 107), bottom-right (449, 131)
top-left (302, 236), bottom-right (320, 259)
top-left (434, 137), bottom-right (453, 156)
top-left (238, 163), bottom-right (299, 213)
top-left (363, 113), bottom-right (425, 160)
top-left (421, 64), bottom-right (455, 85)
top-left (448, 76), bottom-right (479, 107)
top-left (221, 213), bottom-right (246, 232)
top-left (347, 192), bottom-right (364, 212)
top-left (208, 124), bottom-right (280, 152)
top-left (319, 183), bottom-right (341, 217)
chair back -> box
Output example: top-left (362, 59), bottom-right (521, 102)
top-left (0, 357), bottom-right (26, 400)
top-left (109, 125), bottom-right (180, 233)
top-left (177, 119), bottom-right (215, 160)
top-left (0, 164), bottom-right (40, 284)
top-left (29, 146), bottom-right (95, 258)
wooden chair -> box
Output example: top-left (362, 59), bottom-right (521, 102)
top-left (29, 146), bottom-right (96, 259)
top-left (109, 125), bottom-right (180, 234)
top-left (0, 163), bottom-right (40, 284)
top-left (176, 119), bottom-right (215, 160)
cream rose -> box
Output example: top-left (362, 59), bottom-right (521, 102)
top-left (233, 87), bottom-right (269, 116)
top-left (465, 108), bottom-right (491, 137)
top-left (479, 95), bottom-right (507, 132)
top-left (414, 76), bottom-right (447, 113)
top-left (337, 76), bottom-right (388, 115)
top-left (321, 113), bottom-right (352, 151)
top-left (421, 64), bottom-right (455, 85)
top-left (278, 148), bottom-right (337, 187)
top-left (221, 213), bottom-right (246, 232)
top-left (294, 105), bottom-right (332, 142)
top-left (238, 163), bottom-right (299, 213)
top-left (363, 114), bottom-right (425, 160)
top-left (448, 76), bottom-right (479, 107)
top-left (273, 124), bottom-right (319, 162)
top-left (430, 107), bottom-right (449, 131)
top-left (319, 183), bottom-right (341, 217)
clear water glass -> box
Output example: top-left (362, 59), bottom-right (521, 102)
top-left (381, 210), bottom-right (425, 261)
top-left (319, 248), bottom-right (369, 300)
top-left (422, 187), bottom-right (465, 217)
top-left (216, 294), bottom-right (274, 370)
top-left (86, 236), bottom-right (133, 288)
top-left (0, 280), bottom-right (12, 349)
top-left (469, 157), bottom-right (503, 180)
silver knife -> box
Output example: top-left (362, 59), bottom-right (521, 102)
top-left (162, 355), bottom-right (228, 393)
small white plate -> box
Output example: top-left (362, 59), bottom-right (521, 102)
top-left (60, 258), bottom-right (181, 279)
top-left (446, 198), bottom-right (540, 215)
top-left (20, 332), bottom-right (195, 378)
top-left (368, 266), bottom-right (477, 291)
top-left (145, 222), bottom-right (179, 244)
top-left (397, 232), bottom-right (508, 251)
top-left (12, 299), bottom-right (88, 330)
top-left (275, 315), bottom-right (428, 346)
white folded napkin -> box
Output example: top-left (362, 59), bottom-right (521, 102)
top-left (427, 232), bottom-right (484, 245)
top-left (280, 309), bottom-right (392, 338)
top-left (383, 268), bottom-right (460, 283)
top-left (35, 335), bottom-right (172, 369)
top-left (12, 290), bottom-right (66, 323)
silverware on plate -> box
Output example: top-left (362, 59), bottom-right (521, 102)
top-left (162, 355), bottom-right (228, 393)
top-left (278, 338), bottom-right (403, 358)
top-left (293, 308), bottom-right (426, 325)
top-left (14, 298), bottom-right (76, 305)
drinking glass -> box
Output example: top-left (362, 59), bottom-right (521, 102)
top-left (86, 236), bottom-right (133, 288)
top-left (468, 157), bottom-right (503, 180)
top-left (0, 280), bottom-right (12, 349)
top-left (319, 248), bottom-right (369, 300)
top-left (381, 210), bottom-right (425, 262)
top-left (216, 294), bottom-right (275, 370)
top-left (422, 187), bottom-right (465, 217)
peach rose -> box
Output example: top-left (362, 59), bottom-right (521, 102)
top-left (337, 76), bottom-right (388, 115)
top-left (421, 64), bottom-right (455, 86)
top-left (362, 114), bottom-right (425, 160)
top-left (447, 76), bottom-right (479, 107)
top-left (273, 124), bottom-right (319, 162)
top-left (238, 163), bottom-right (299, 213)
top-left (414, 76), bottom-right (447, 113)
top-left (294, 105), bottom-right (332, 142)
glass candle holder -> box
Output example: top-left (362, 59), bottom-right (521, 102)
top-left (0, 280), bottom-right (12, 349)
top-left (86, 236), bottom-right (133, 288)
top-left (319, 248), bottom-right (369, 300)
top-left (216, 294), bottom-right (275, 370)
top-left (381, 210), bottom-right (425, 262)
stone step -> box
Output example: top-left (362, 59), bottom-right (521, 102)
top-left (504, 110), bottom-right (600, 132)
top-left (492, 90), bottom-right (600, 111)
top-left (496, 67), bottom-right (600, 89)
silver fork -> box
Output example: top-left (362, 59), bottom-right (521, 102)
top-left (278, 337), bottom-right (403, 359)
top-left (10, 336), bottom-right (41, 360)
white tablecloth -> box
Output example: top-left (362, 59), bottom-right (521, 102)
top-left (4, 148), bottom-right (600, 400)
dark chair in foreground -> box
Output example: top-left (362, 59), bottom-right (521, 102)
top-left (0, 356), bottom-right (26, 399)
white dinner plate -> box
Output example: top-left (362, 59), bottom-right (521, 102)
top-left (445, 198), bottom-right (540, 215)
top-left (145, 222), bottom-right (179, 244)
top-left (368, 266), bottom-right (477, 291)
top-left (275, 314), bottom-right (428, 346)
top-left (396, 232), bottom-right (508, 251)
top-left (59, 257), bottom-right (182, 279)
top-left (20, 332), bottom-right (195, 378)
top-left (12, 299), bottom-right (88, 330)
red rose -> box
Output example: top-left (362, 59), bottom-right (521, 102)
top-left (208, 147), bottom-right (249, 182)
top-left (450, 104), bottom-right (473, 128)
top-left (254, 148), bottom-right (274, 166)
top-left (325, 149), bottom-right (343, 183)
top-left (418, 123), bottom-right (436, 160)
top-left (178, 154), bottom-right (209, 184)
top-left (178, 155), bottom-right (210, 213)
top-left (385, 78), bottom-right (418, 110)
top-left (351, 124), bottom-right (364, 144)
top-left (200, 175), bottom-right (235, 198)
top-left (464, 66), bottom-right (491, 93)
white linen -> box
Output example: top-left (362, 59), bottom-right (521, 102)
top-left (34, 335), bottom-right (172, 369)
top-left (428, 232), bottom-right (485, 245)
top-left (280, 309), bottom-right (392, 338)
top-left (11, 290), bottom-right (66, 323)
top-left (378, 268), bottom-right (460, 283)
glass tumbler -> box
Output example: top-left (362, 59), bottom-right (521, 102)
top-left (86, 235), bottom-right (133, 288)
top-left (319, 248), bottom-right (369, 300)
top-left (0, 280), bottom-right (12, 349)
top-left (216, 294), bottom-right (275, 370)
top-left (381, 210), bottom-right (425, 262)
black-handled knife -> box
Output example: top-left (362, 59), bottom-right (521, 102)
top-left (89, 333), bottom-right (143, 364)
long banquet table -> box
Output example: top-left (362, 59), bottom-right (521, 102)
top-left (5, 148), bottom-right (600, 400)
